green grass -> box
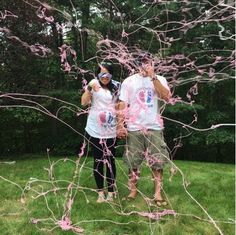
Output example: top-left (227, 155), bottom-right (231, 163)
top-left (0, 155), bottom-right (235, 235)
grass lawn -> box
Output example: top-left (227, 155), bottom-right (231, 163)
top-left (0, 155), bottom-right (235, 235)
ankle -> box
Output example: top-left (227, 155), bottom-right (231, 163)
top-left (96, 191), bottom-right (106, 203)
top-left (107, 192), bottom-right (115, 201)
top-left (154, 193), bottom-right (163, 200)
top-left (128, 189), bottom-right (138, 198)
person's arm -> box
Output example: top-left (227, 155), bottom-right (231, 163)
top-left (116, 101), bottom-right (127, 139)
top-left (81, 80), bottom-right (99, 106)
top-left (146, 65), bottom-right (171, 102)
top-left (152, 77), bottom-right (171, 102)
top-left (81, 86), bottom-right (92, 106)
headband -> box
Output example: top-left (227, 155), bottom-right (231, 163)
top-left (98, 72), bottom-right (112, 80)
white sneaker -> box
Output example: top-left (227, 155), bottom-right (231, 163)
top-left (106, 192), bottom-right (115, 202)
top-left (96, 191), bottom-right (106, 203)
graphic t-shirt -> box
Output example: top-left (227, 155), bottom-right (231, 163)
top-left (85, 79), bottom-right (119, 138)
top-left (119, 73), bottom-right (170, 131)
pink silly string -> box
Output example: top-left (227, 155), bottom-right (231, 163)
top-left (129, 169), bottom-right (140, 181)
top-left (0, 10), bottom-right (18, 20)
top-left (7, 36), bottom-right (53, 57)
top-left (0, 1), bottom-right (234, 234)
top-left (57, 216), bottom-right (84, 233)
top-left (58, 44), bottom-right (77, 63)
top-left (138, 209), bottom-right (176, 220)
top-left (36, 6), bottom-right (54, 23)
top-left (143, 147), bottom-right (167, 169)
top-left (58, 44), bottom-right (77, 73)
top-left (78, 141), bottom-right (87, 157)
top-left (99, 139), bottom-right (113, 157)
top-left (156, 114), bottom-right (164, 128)
top-left (0, 27), bottom-right (11, 34)
top-left (186, 83), bottom-right (198, 101)
top-left (31, 218), bottom-right (40, 224)
top-left (81, 78), bottom-right (88, 90)
top-left (66, 198), bottom-right (74, 212)
top-left (29, 43), bottom-right (53, 57)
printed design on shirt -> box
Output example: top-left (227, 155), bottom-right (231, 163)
top-left (136, 88), bottom-right (154, 108)
top-left (98, 111), bottom-right (116, 128)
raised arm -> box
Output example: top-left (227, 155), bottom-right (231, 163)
top-left (81, 87), bottom-right (92, 106)
top-left (81, 80), bottom-right (99, 106)
top-left (152, 78), bottom-right (171, 102)
top-left (146, 65), bottom-right (171, 102)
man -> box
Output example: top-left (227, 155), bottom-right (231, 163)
top-left (117, 53), bottom-right (171, 206)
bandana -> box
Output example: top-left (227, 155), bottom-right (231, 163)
top-left (98, 72), bottom-right (112, 80)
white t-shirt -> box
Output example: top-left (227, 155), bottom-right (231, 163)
top-left (119, 73), bottom-right (170, 131)
top-left (85, 79), bottom-right (119, 139)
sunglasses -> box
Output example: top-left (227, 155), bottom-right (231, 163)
top-left (101, 61), bottom-right (112, 66)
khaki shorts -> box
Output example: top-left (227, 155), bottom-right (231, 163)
top-left (124, 130), bottom-right (169, 170)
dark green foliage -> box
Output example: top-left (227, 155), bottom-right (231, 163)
top-left (0, 0), bottom-right (234, 162)
top-left (164, 80), bottom-right (235, 163)
top-left (0, 91), bottom-right (85, 156)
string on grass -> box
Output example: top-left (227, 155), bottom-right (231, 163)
top-left (0, 0), bottom-right (235, 234)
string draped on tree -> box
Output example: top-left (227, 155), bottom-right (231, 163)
top-left (0, 0), bottom-right (235, 234)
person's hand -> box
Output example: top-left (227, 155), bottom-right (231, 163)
top-left (145, 63), bottom-right (155, 78)
top-left (117, 126), bottom-right (127, 139)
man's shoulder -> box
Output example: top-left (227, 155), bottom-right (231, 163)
top-left (123, 73), bottom-right (140, 82)
top-left (156, 75), bottom-right (166, 80)
top-left (155, 75), bottom-right (168, 84)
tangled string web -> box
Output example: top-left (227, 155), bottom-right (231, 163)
top-left (0, 0), bottom-right (235, 234)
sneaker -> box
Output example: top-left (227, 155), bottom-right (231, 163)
top-left (96, 191), bottom-right (106, 203)
top-left (106, 192), bottom-right (115, 202)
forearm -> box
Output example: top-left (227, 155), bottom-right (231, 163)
top-left (152, 79), bottom-right (171, 102)
top-left (116, 101), bottom-right (126, 127)
top-left (116, 101), bottom-right (127, 138)
top-left (81, 90), bottom-right (92, 106)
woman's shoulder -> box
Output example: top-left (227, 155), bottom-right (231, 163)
top-left (88, 78), bottom-right (99, 86)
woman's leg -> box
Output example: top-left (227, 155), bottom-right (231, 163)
top-left (90, 136), bottom-right (105, 191)
top-left (104, 138), bottom-right (116, 192)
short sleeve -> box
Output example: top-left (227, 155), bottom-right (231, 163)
top-left (119, 79), bottom-right (130, 104)
top-left (156, 75), bottom-right (170, 91)
top-left (86, 79), bottom-right (99, 93)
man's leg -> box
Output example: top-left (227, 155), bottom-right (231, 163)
top-left (152, 169), bottom-right (163, 200)
top-left (125, 131), bottom-right (143, 199)
top-left (152, 168), bottom-right (167, 205)
top-left (127, 168), bottom-right (140, 198)
top-left (148, 130), bottom-right (169, 206)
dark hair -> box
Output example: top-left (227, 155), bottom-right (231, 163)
top-left (96, 62), bottom-right (119, 99)
top-left (96, 62), bottom-right (113, 76)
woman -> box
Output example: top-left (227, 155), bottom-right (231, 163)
top-left (81, 62), bottom-right (120, 203)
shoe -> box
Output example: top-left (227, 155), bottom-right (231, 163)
top-left (96, 191), bottom-right (106, 203)
top-left (106, 192), bottom-right (116, 202)
top-left (155, 199), bottom-right (168, 207)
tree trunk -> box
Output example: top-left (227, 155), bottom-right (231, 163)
top-left (52, 22), bottom-right (64, 89)
top-left (80, 1), bottom-right (90, 61)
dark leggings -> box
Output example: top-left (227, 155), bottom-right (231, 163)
top-left (88, 135), bottom-right (116, 192)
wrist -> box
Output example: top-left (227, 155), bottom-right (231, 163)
top-left (151, 75), bottom-right (158, 81)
